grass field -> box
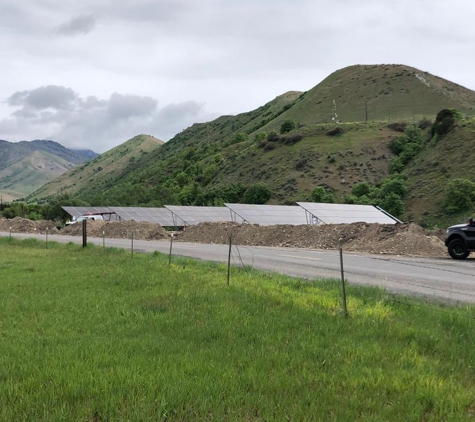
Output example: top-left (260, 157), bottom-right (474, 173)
top-left (1, 238), bottom-right (475, 421)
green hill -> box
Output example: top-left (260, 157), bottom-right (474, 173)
top-left (25, 65), bottom-right (475, 225)
top-left (27, 134), bottom-right (164, 202)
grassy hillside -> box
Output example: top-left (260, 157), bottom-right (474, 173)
top-left (25, 65), bottom-right (475, 225)
top-left (267, 64), bottom-right (475, 129)
top-left (2, 238), bottom-right (475, 420)
top-left (0, 150), bottom-right (77, 198)
top-left (403, 119), bottom-right (475, 227)
top-left (28, 134), bottom-right (164, 202)
top-left (0, 140), bottom-right (97, 200)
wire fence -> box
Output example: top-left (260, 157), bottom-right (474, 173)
top-left (3, 228), bottom-right (475, 323)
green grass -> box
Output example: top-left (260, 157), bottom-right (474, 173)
top-left (1, 238), bottom-right (475, 421)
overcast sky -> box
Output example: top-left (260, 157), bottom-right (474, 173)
top-left (1, 0), bottom-right (474, 152)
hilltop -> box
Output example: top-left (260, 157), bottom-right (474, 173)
top-left (24, 65), bottom-right (475, 225)
top-left (0, 140), bottom-right (97, 200)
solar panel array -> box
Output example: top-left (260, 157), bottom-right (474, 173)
top-left (297, 202), bottom-right (397, 224)
top-left (63, 203), bottom-right (399, 226)
top-left (108, 207), bottom-right (175, 226)
top-left (224, 203), bottom-right (308, 226)
top-left (165, 206), bottom-right (233, 226)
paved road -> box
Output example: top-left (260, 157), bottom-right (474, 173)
top-left (2, 231), bottom-right (475, 303)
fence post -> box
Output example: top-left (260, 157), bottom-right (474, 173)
top-left (45, 228), bottom-right (48, 249)
top-left (131, 231), bottom-right (134, 258)
top-left (9, 226), bottom-right (12, 243)
top-left (102, 231), bottom-right (105, 249)
top-left (82, 220), bottom-right (87, 248)
top-left (339, 239), bottom-right (348, 317)
top-left (227, 233), bottom-right (233, 286)
top-left (168, 233), bottom-right (174, 266)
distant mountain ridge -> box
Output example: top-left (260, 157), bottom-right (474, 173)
top-left (0, 139), bottom-right (99, 200)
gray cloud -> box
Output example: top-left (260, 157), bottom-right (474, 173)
top-left (8, 86), bottom-right (77, 110)
top-left (107, 93), bottom-right (158, 120)
top-left (0, 86), bottom-right (216, 152)
top-left (57, 14), bottom-right (96, 36)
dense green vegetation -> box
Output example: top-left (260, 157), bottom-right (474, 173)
top-left (1, 238), bottom-right (475, 420)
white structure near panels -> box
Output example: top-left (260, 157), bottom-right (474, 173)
top-left (296, 202), bottom-right (399, 225)
top-left (164, 206), bottom-right (234, 226)
top-left (224, 203), bottom-right (308, 226)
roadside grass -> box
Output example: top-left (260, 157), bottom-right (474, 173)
top-left (1, 238), bottom-right (475, 421)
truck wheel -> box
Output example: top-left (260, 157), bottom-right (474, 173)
top-left (448, 239), bottom-right (470, 260)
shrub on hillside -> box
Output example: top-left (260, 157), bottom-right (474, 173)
top-left (418, 118), bottom-right (432, 130)
top-left (267, 131), bottom-right (280, 142)
top-left (326, 126), bottom-right (344, 136)
top-left (310, 186), bottom-right (336, 203)
top-left (431, 109), bottom-right (457, 137)
top-left (280, 134), bottom-right (303, 145)
top-left (254, 132), bottom-right (267, 143)
top-left (280, 120), bottom-right (296, 134)
top-left (444, 178), bottom-right (475, 214)
top-left (264, 142), bottom-right (277, 152)
top-left (387, 122), bottom-right (407, 132)
top-left (242, 183), bottom-right (272, 204)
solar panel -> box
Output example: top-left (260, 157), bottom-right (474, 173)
top-left (224, 204), bottom-right (308, 225)
top-left (108, 207), bottom-right (174, 226)
top-left (297, 202), bottom-right (398, 224)
top-left (164, 206), bottom-right (233, 226)
top-left (62, 206), bottom-right (116, 219)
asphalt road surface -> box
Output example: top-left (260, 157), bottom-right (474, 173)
top-left (2, 231), bottom-right (475, 304)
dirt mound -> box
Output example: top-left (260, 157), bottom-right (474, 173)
top-left (2, 216), bottom-right (447, 258)
top-left (0, 217), bottom-right (58, 234)
top-left (175, 222), bottom-right (447, 257)
top-left (60, 220), bottom-right (169, 240)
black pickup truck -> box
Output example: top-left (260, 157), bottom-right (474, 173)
top-left (445, 218), bottom-right (475, 259)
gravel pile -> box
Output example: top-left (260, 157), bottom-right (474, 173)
top-left (1, 217), bottom-right (448, 257)
top-left (174, 222), bottom-right (447, 258)
top-left (0, 217), bottom-right (57, 234)
top-left (60, 220), bottom-right (169, 240)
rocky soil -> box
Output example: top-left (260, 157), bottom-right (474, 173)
top-left (174, 222), bottom-right (447, 258)
top-left (0, 218), bottom-right (448, 257)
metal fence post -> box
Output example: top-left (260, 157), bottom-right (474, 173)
top-left (339, 239), bottom-right (348, 317)
top-left (82, 220), bottom-right (87, 248)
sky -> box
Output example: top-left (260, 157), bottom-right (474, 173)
top-left (1, 0), bottom-right (475, 153)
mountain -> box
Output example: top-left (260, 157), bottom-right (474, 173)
top-left (25, 65), bottom-right (475, 224)
top-left (0, 139), bottom-right (99, 200)
top-left (28, 134), bottom-right (164, 202)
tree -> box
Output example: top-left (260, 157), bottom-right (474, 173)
top-left (351, 182), bottom-right (371, 198)
top-left (380, 192), bottom-right (404, 217)
top-left (254, 132), bottom-right (267, 142)
top-left (444, 178), bottom-right (475, 214)
top-left (280, 120), bottom-right (296, 134)
top-left (380, 175), bottom-right (408, 198)
top-left (310, 186), bottom-right (336, 203)
top-left (230, 133), bottom-right (248, 144)
top-left (242, 183), bottom-right (272, 204)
